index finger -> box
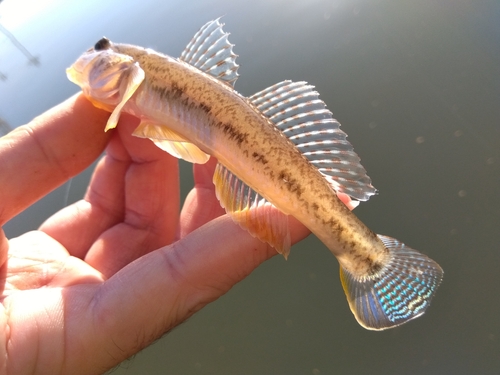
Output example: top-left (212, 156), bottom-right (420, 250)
top-left (0, 94), bottom-right (112, 226)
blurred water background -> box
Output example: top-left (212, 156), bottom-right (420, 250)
top-left (1, 0), bottom-right (499, 374)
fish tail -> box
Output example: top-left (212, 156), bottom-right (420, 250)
top-left (340, 234), bottom-right (443, 330)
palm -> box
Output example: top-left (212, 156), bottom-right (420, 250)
top-left (0, 95), bottom-right (314, 374)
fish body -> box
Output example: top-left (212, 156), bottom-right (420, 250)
top-left (67, 19), bottom-right (443, 330)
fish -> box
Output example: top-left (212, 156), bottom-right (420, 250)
top-left (66, 19), bottom-right (443, 330)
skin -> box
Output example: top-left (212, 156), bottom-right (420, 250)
top-left (0, 94), bottom-right (355, 375)
top-left (88, 43), bottom-right (385, 274)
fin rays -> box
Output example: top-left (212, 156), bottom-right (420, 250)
top-left (105, 63), bottom-right (145, 131)
top-left (132, 122), bottom-right (210, 163)
top-left (213, 162), bottom-right (291, 258)
top-left (249, 81), bottom-right (377, 202)
top-left (340, 235), bottom-right (443, 330)
top-left (180, 19), bottom-right (239, 86)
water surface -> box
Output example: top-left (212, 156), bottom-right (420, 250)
top-left (1, 0), bottom-right (499, 374)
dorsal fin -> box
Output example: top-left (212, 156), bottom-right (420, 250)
top-left (213, 162), bottom-right (291, 258)
top-left (248, 81), bottom-right (377, 202)
top-left (180, 18), bottom-right (239, 87)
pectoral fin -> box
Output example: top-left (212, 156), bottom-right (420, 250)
top-left (132, 122), bottom-right (210, 164)
top-left (105, 63), bottom-right (145, 131)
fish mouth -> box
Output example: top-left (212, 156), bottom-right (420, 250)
top-left (66, 50), bottom-right (101, 87)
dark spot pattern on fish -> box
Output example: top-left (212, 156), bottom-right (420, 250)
top-left (215, 121), bottom-right (249, 147)
top-left (152, 85), bottom-right (170, 100)
top-left (252, 152), bottom-right (268, 165)
top-left (170, 82), bottom-right (184, 98)
top-left (198, 102), bottom-right (212, 114)
top-left (278, 170), bottom-right (303, 198)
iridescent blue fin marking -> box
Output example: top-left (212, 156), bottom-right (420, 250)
top-left (248, 81), bottom-right (376, 202)
top-left (340, 235), bottom-right (443, 330)
top-left (213, 162), bottom-right (291, 258)
top-left (180, 18), bottom-right (239, 87)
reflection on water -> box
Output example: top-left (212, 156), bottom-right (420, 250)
top-left (0, 23), bottom-right (40, 66)
top-left (0, 116), bottom-right (10, 135)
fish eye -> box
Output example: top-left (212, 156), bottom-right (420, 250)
top-left (94, 37), bottom-right (111, 51)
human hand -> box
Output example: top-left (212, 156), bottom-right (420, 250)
top-left (0, 94), bottom-right (317, 374)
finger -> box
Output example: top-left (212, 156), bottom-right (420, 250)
top-left (85, 125), bottom-right (180, 277)
top-left (38, 115), bottom-right (139, 259)
top-left (42, 115), bottom-right (180, 271)
top-left (178, 157), bottom-right (225, 238)
top-left (0, 228), bottom-right (8, 267)
top-left (336, 192), bottom-right (360, 210)
top-left (60, 214), bottom-right (309, 372)
top-left (0, 94), bottom-right (112, 226)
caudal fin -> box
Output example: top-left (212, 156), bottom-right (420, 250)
top-left (340, 235), bottom-right (443, 330)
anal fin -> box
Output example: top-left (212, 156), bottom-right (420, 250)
top-left (213, 162), bottom-right (291, 258)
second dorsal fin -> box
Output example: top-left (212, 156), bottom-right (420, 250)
top-left (248, 81), bottom-right (377, 202)
top-left (180, 19), bottom-right (239, 87)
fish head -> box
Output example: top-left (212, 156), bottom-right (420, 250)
top-left (66, 38), bottom-right (139, 111)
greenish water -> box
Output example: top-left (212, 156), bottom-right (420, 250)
top-left (1, 0), bottom-right (499, 374)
